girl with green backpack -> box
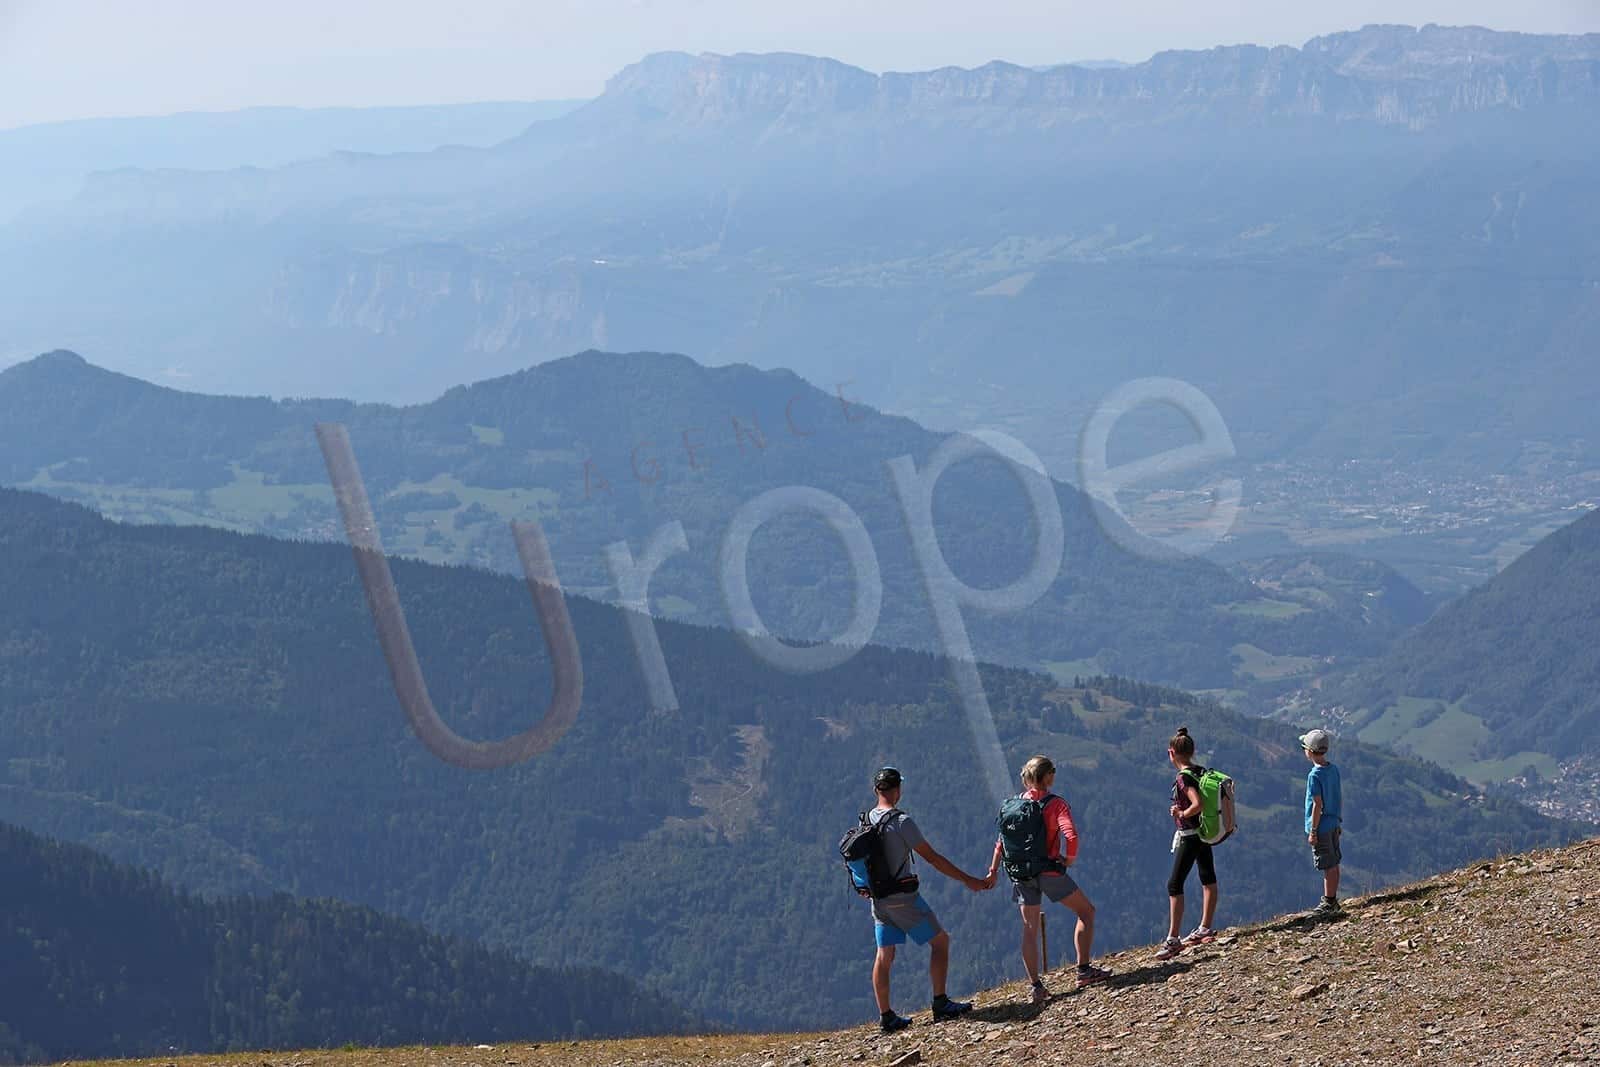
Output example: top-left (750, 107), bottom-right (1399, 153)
top-left (1155, 727), bottom-right (1225, 960)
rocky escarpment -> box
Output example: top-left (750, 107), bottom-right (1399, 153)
top-left (598, 24), bottom-right (1600, 128)
top-left (53, 23), bottom-right (1600, 225)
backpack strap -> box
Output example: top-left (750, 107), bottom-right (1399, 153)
top-left (873, 807), bottom-right (915, 869)
top-left (871, 806), bottom-right (905, 828)
top-left (1174, 771), bottom-right (1202, 836)
top-left (1040, 793), bottom-right (1066, 873)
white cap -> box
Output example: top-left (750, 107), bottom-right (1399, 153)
top-left (1299, 728), bottom-right (1332, 754)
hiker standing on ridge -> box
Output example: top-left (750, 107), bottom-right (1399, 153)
top-left (1155, 726), bottom-right (1221, 960)
top-left (846, 767), bottom-right (986, 1033)
top-left (984, 755), bottom-right (1112, 1002)
top-left (1301, 728), bottom-right (1344, 914)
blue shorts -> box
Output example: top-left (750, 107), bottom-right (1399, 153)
top-left (871, 892), bottom-right (943, 947)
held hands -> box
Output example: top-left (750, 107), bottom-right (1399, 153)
top-left (980, 871), bottom-right (999, 891)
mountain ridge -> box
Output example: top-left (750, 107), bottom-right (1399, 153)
top-left (590, 24), bottom-right (1600, 127)
top-left (0, 98), bottom-right (584, 226)
top-left (43, 835), bottom-right (1600, 1066)
top-left (48, 23), bottom-right (1600, 220)
top-left (0, 817), bottom-right (689, 1063)
top-left (1313, 506), bottom-right (1600, 814)
top-left (0, 346), bottom-right (1411, 692)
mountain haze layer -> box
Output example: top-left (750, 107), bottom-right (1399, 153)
top-left (4, 25), bottom-right (1599, 492)
top-left (0, 99), bottom-right (582, 225)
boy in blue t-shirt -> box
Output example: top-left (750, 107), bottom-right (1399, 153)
top-left (1300, 729), bottom-right (1343, 915)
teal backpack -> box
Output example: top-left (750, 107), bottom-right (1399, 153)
top-left (1180, 767), bottom-right (1237, 845)
top-left (996, 793), bottom-right (1062, 881)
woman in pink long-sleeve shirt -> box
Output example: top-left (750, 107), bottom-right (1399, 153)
top-left (985, 755), bottom-right (1111, 1002)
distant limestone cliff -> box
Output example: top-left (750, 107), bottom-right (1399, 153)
top-left (596, 24), bottom-right (1600, 127)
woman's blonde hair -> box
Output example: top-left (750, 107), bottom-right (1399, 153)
top-left (1020, 755), bottom-right (1056, 786)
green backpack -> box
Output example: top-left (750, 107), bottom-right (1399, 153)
top-left (996, 793), bottom-right (1062, 881)
top-left (1180, 767), bottom-right (1237, 845)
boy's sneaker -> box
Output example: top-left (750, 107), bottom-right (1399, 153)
top-left (930, 995), bottom-right (973, 1022)
top-left (1075, 964), bottom-right (1113, 987)
top-left (879, 1011), bottom-right (913, 1034)
top-left (1311, 897), bottom-right (1342, 916)
top-left (1182, 926), bottom-right (1217, 945)
top-left (1154, 937), bottom-right (1186, 961)
top-left (1030, 979), bottom-right (1050, 1005)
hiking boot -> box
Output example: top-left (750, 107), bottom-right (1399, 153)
top-left (931, 995), bottom-right (973, 1021)
top-left (1075, 964), bottom-right (1113, 987)
top-left (1030, 979), bottom-right (1050, 1005)
top-left (879, 1011), bottom-right (913, 1034)
top-left (1182, 926), bottom-right (1217, 945)
top-left (1311, 897), bottom-right (1342, 916)
top-left (1154, 937), bottom-right (1186, 961)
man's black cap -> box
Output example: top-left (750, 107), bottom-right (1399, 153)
top-left (873, 767), bottom-right (903, 789)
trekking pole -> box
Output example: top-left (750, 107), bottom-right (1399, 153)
top-left (1040, 911), bottom-right (1049, 972)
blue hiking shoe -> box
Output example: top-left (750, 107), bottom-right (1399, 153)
top-left (931, 995), bottom-right (973, 1021)
top-left (879, 1011), bottom-right (913, 1034)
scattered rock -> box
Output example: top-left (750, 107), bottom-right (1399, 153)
top-left (1290, 983), bottom-right (1329, 1002)
top-left (886, 1052), bottom-right (921, 1067)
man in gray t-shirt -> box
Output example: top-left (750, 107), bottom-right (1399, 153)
top-left (859, 766), bottom-right (990, 1033)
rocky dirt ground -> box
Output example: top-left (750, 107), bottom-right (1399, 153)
top-left (75, 837), bottom-right (1599, 1067)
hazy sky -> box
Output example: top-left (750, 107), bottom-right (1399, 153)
top-left (4, 0), bottom-right (1600, 129)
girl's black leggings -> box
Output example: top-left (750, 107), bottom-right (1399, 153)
top-left (1167, 834), bottom-right (1217, 897)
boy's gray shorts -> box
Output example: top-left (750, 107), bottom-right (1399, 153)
top-left (1311, 829), bottom-right (1342, 871)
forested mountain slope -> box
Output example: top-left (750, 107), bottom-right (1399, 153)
top-left (0, 488), bottom-right (1576, 1030)
top-left (1324, 507), bottom-right (1600, 790)
top-left (0, 820), bottom-right (686, 1064)
top-left (0, 349), bottom-right (1403, 689)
